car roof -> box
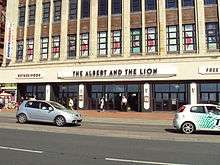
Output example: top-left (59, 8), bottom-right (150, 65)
top-left (183, 104), bottom-right (218, 107)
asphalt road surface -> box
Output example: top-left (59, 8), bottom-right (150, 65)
top-left (0, 128), bottom-right (220, 165)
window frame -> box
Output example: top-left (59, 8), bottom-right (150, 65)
top-left (80, 33), bottom-right (89, 57)
top-left (53, 0), bottom-right (62, 22)
top-left (81, 0), bottom-right (90, 18)
top-left (28, 5), bottom-right (36, 26)
top-left (69, 0), bottom-right (77, 20)
top-left (166, 25), bottom-right (179, 53)
top-left (98, 0), bottom-right (108, 16)
top-left (68, 34), bottom-right (77, 59)
top-left (166, 0), bottom-right (178, 9)
top-left (112, 0), bottom-right (122, 15)
top-left (97, 31), bottom-right (108, 56)
top-left (18, 6), bottom-right (25, 27)
top-left (41, 37), bottom-right (49, 61)
top-left (145, 27), bottom-right (158, 54)
top-left (42, 2), bottom-right (50, 23)
top-left (26, 38), bottom-right (34, 62)
top-left (145, 0), bottom-right (157, 11)
top-left (131, 0), bottom-right (142, 12)
top-left (131, 28), bottom-right (142, 54)
top-left (183, 24), bottom-right (196, 52)
top-left (206, 22), bottom-right (219, 51)
top-left (16, 40), bottom-right (24, 62)
top-left (52, 36), bottom-right (60, 60)
top-left (111, 30), bottom-right (122, 55)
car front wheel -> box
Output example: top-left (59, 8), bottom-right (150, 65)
top-left (17, 113), bottom-right (27, 124)
top-left (55, 116), bottom-right (66, 127)
top-left (181, 122), bottom-right (195, 134)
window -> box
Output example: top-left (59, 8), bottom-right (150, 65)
top-left (111, 30), bottom-right (122, 55)
top-left (207, 106), bottom-right (220, 115)
top-left (80, 33), bottom-right (89, 57)
top-left (112, 0), bottom-right (122, 14)
top-left (41, 37), bottom-right (49, 60)
top-left (145, 0), bottom-right (157, 10)
top-left (206, 22), bottom-right (219, 50)
top-left (98, 0), bottom-right (108, 16)
top-left (26, 101), bottom-right (40, 109)
top-left (40, 102), bottom-right (51, 110)
top-left (190, 106), bottom-right (206, 113)
top-left (131, 0), bottom-right (141, 12)
top-left (167, 25), bottom-right (179, 52)
top-left (68, 34), bottom-right (76, 58)
top-left (166, 0), bottom-right (178, 8)
top-left (52, 36), bottom-right (60, 60)
top-left (28, 5), bottom-right (36, 25)
top-left (53, 0), bottom-right (62, 22)
top-left (42, 2), bottom-right (50, 23)
top-left (16, 40), bottom-right (24, 62)
top-left (145, 27), bottom-right (157, 53)
top-left (182, 0), bottom-right (194, 6)
top-left (69, 0), bottom-right (77, 20)
top-left (204, 0), bottom-right (217, 5)
top-left (18, 6), bottom-right (25, 27)
top-left (26, 38), bottom-right (34, 61)
top-left (81, 0), bottom-right (90, 18)
top-left (183, 24), bottom-right (196, 51)
top-left (98, 31), bottom-right (108, 56)
top-left (131, 29), bottom-right (142, 53)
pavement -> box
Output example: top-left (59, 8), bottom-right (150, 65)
top-left (0, 108), bottom-right (174, 126)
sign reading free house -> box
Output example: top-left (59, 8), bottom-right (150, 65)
top-left (199, 66), bottom-right (220, 75)
top-left (57, 64), bottom-right (177, 80)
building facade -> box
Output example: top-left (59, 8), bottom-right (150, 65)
top-left (0, 0), bottom-right (6, 66)
top-left (0, 0), bottom-right (220, 111)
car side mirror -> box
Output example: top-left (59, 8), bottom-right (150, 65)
top-left (48, 107), bottom-right (54, 111)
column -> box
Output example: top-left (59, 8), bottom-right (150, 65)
top-left (157, 0), bottom-right (166, 55)
top-left (33, 0), bottom-right (42, 62)
top-left (141, 0), bottom-right (146, 55)
top-left (89, 0), bottom-right (98, 59)
top-left (23, 0), bottom-right (29, 62)
top-left (107, 0), bottom-right (111, 57)
top-left (60, 0), bottom-right (69, 61)
top-left (218, 0), bottom-right (220, 45)
top-left (195, 1), bottom-right (206, 54)
top-left (143, 83), bottom-right (150, 111)
top-left (48, 1), bottom-right (53, 60)
top-left (122, 0), bottom-right (130, 57)
top-left (3, 0), bottom-right (19, 65)
top-left (178, 0), bottom-right (183, 54)
top-left (78, 84), bottom-right (84, 109)
top-left (190, 82), bottom-right (197, 104)
top-left (76, 0), bottom-right (81, 60)
top-left (46, 84), bottom-right (51, 101)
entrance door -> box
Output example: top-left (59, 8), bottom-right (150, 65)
top-left (127, 92), bottom-right (139, 112)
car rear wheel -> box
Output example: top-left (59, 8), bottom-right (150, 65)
top-left (181, 122), bottom-right (195, 134)
top-left (17, 113), bottom-right (27, 124)
top-left (55, 116), bottom-right (66, 127)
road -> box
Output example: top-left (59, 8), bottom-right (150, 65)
top-left (0, 128), bottom-right (220, 165)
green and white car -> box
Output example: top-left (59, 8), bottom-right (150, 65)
top-left (173, 104), bottom-right (220, 134)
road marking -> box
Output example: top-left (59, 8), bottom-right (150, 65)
top-left (0, 145), bottom-right (43, 154)
top-left (105, 158), bottom-right (189, 165)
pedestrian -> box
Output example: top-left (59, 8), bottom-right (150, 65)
top-left (100, 97), bottom-right (105, 112)
top-left (73, 97), bottom-right (78, 110)
top-left (30, 95), bottom-right (36, 100)
top-left (121, 95), bottom-right (128, 111)
top-left (68, 97), bottom-right (74, 110)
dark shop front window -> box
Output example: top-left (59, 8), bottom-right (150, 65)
top-left (200, 83), bottom-right (220, 104)
top-left (166, 0), bottom-right (178, 8)
top-left (112, 0), bottom-right (122, 14)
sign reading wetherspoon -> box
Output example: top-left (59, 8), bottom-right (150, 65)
top-left (57, 64), bottom-right (177, 80)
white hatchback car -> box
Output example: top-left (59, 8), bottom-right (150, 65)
top-left (173, 104), bottom-right (220, 134)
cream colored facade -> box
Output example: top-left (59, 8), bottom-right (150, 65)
top-left (1, 0), bottom-right (220, 111)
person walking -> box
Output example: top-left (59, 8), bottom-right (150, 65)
top-left (121, 95), bottom-right (128, 111)
top-left (68, 97), bottom-right (74, 110)
top-left (100, 97), bottom-right (105, 112)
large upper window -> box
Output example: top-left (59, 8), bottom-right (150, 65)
top-left (69, 0), bottom-right (77, 20)
top-left (166, 0), bottom-right (178, 8)
top-left (81, 0), bottom-right (90, 18)
top-left (42, 2), bottom-right (50, 23)
top-left (41, 37), bottom-right (49, 60)
top-left (112, 0), bottom-right (122, 14)
top-left (98, 0), bottom-right (108, 16)
top-left (183, 24), bottom-right (196, 51)
top-left (182, 0), bottom-right (194, 6)
top-left (206, 22), bottom-right (219, 50)
top-left (18, 6), bottom-right (25, 27)
top-left (131, 29), bottom-right (142, 54)
top-left (28, 5), bottom-right (36, 25)
top-left (98, 31), bottom-right (108, 56)
top-left (131, 0), bottom-right (141, 12)
top-left (52, 36), bottom-right (60, 60)
top-left (204, 0), bottom-right (217, 5)
top-left (26, 38), bottom-right (34, 61)
top-left (167, 25), bottom-right (179, 53)
top-left (145, 0), bottom-right (157, 10)
top-left (145, 27), bottom-right (157, 53)
top-left (16, 40), bottom-right (24, 62)
top-left (68, 34), bottom-right (77, 59)
top-left (53, 0), bottom-right (62, 22)
top-left (80, 33), bottom-right (89, 57)
top-left (111, 30), bottom-right (122, 55)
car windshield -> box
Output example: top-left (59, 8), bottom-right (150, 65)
top-left (49, 101), bottom-right (66, 110)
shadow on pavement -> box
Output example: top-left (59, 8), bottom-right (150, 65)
top-left (165, 128), bottom-right (220, 135)
top-left (17, 121), bottom-right (82, 127)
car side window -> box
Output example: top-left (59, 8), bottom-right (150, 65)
top-left (25, 101), bottom-right (40, 109)
top-left (40, 102), bottom-right (51, 110)
top-left (207, 106), bottom-right (220, 115)
top-left (190, 106), bottom-right (206, 113)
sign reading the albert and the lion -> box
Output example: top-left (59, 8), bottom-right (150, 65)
top-left (57, 64), bottom-right (177, 80)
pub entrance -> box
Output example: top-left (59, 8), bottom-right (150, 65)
top-left (88, 84), bottom-right (141, 112)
